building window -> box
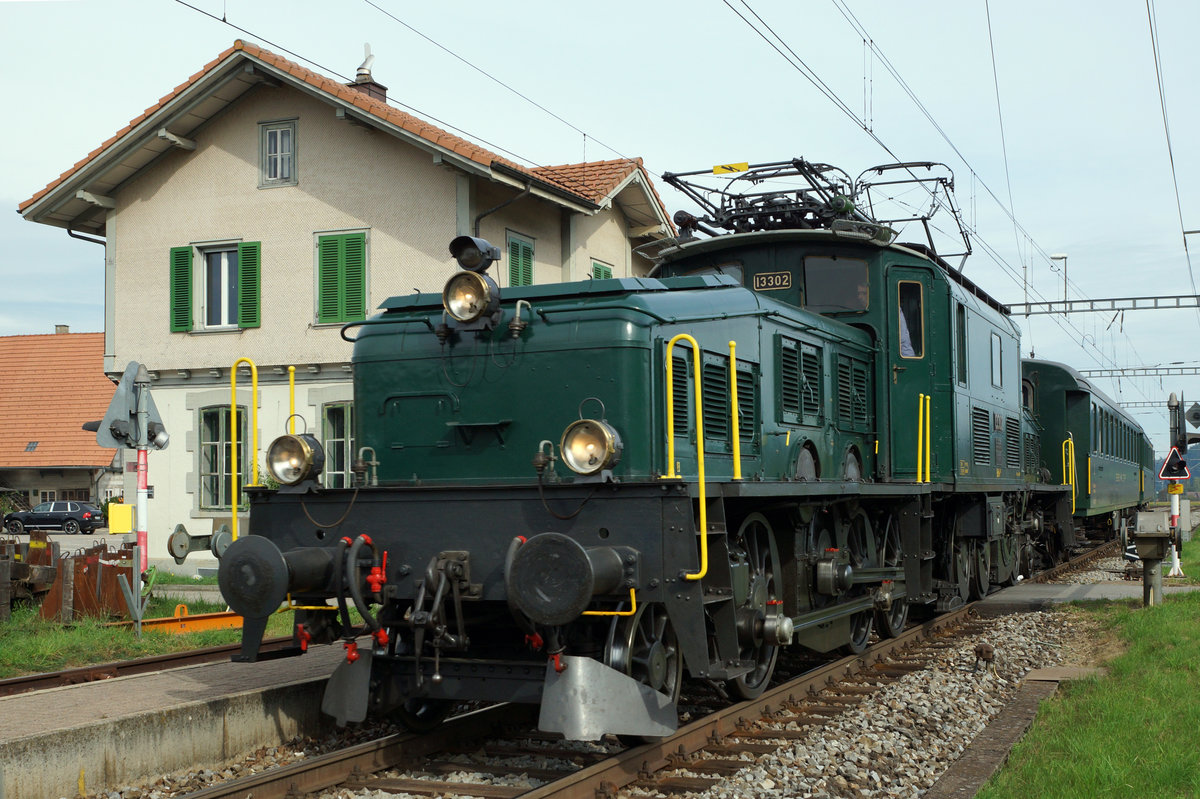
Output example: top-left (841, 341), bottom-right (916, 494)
top-left (260, 120), bottom-right (297, 187)
top-left (24, 441), bottom-right (37, 451)
top-left (507, 233), bottom-right (534, 287)
top-left (591, 260), bottom-right (613, 280)
top-left (39, 490), bottom-right (56, 503)
top-left (205, 248), bottom-right (239, 328)
top-left (316, 232), bottom-right (367, 324)
top-left (322, 403), bottom-right (356, 488)
top-left (169, 242), bottom-right (261, 332)
top-left (199, 406), bottom-right (247, 510)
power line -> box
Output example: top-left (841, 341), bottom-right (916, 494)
top-left (171, 0), bottom-right (635, 204)
top-left (1145, 0), bottom-right (1200, 332)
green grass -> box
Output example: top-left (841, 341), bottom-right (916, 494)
top-left (150, 569), bottom-right (220, 586)
top-left (0, 600), bottom-right (294, 679)
top-left (977, 588), bottom-right (1200, 798)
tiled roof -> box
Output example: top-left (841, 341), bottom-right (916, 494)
top-left (0, 333), bottom-right (116, 468)
top-left (20, 41), bottom-right (657, 215)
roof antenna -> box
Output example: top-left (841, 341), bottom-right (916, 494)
top-left (357, 43), bottom-right (375, 82)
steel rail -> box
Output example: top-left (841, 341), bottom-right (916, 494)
top-left (180, 703), bottom-right (536, 799)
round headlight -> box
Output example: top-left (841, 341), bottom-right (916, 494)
top-left (443, 271), bottom-right (494, 323)
top-left (560, 420), bottom-right (622, 475)
top-left (266, 434), bottom-right (325, 485)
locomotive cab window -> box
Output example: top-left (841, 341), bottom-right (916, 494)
top-left (802, 256), bottom-right (868, 313)
top-left (681, 261), bottom-right (743, 284)
top-left (990, 333), bottom-right (1003, 387)
top-left (897, 281), bottom-right (923, 358)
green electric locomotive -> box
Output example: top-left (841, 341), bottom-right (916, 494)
top-left (217, 158), bottom-right (1144, 739)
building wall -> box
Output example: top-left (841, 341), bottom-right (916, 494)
top-left (101, 81), bottom-right (645, 568)
top-left (0, 464), bottom-right (118, 508)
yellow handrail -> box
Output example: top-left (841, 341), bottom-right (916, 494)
top-left (1087, 456), bottom-right (1092, 495)
top-left (925, 393), bottom-right (932, 483)
top-left (1061, 435), bottom-right (1076, 514)
top-left (288, 365), bottom-right (296, 434)
top-left (729, 340), bottom-right (742, 480)
top-left (581, 587), bottom-right (638, 617)
top-left (916, 393), bottom-right (925, 482)
top-left (663, 333), bottom-right (708, 581)
top-left (230, 358), bottom-right (261, 541)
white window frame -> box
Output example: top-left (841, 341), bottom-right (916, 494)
top-left (198, 405), bottom-right (247, 511)
top-left (259, 119), bottom-right (297, 188)
top-left (322, 402), bottom-right (356, 489)
top-left (202, 246), bottom-right (240, 330)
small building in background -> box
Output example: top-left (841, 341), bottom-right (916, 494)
top-left (0, 329), bottom-right (120, 511)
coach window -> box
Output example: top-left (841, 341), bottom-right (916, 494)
top-left (897, 281), bottom-right (923, 358)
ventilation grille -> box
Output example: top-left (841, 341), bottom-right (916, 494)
top-left (972, 407), bottom-right (991, 465)
top-left (736, 369), bottom-right (756, 441)
top-left (1005, 417), bottom-right (1021, 469)
top-left (779, 338), bottom-right (822, 422)
top-left (780, 345), bottom-right (800, 415)
top-left (702, 362), bottom-right (729, 440)
top-left (837, 356), bottom-right (870, 431)
top-left (671, 355), bottom-right (689, 438)
top-left (802, 348), bottom-right (821, 417)
top-left (1025, 432), bottom-right (1041, 478)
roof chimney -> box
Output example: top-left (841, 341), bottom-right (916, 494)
top-left (55, 325), bottom-right (69, 334)
top-left (349, 43), bottom-right (388, 102)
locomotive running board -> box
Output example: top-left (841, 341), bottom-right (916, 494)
top-left (538, 655), bottom-right (677, 741)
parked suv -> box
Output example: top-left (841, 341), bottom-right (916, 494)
top-left (4, 501), bottom-right (104, 534)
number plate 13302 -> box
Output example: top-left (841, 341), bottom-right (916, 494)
top-left (753, 271), bottom-right (791, 291)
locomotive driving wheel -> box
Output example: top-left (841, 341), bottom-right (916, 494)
top-left (840, 509), bottom-right (876, 655)
top-left (726, 513), bottom-right (782, 700)
top-left (969, 539), bottom-right (991, 600)
top-left (873, 513), bottom-right (909, 638)
top-left (605, 602), bottom-right (683, 704)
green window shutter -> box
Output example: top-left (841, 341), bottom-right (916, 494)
top-left (508, 239), bottom-right (522, 287)
top-left (521, 242), bottom-right (533, 286)
top-left (237, 242), bottom-right (261, 329)
top-left (317, 233), bottom-right (367, 323)
top-left (508, 237), bottom-right (533, 287)
top-left (169, 246), bottom-right (193, 332)
top-left (592, 262), bottom-right (612, 280)
top-left (317, 236), bottom-right (342, 324)
top-left (342, 233), bottom-right (366, 321)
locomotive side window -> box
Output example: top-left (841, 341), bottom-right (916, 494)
top-left (956, 303), bottom-right (968, 386)
top-left (802, 256), bottom-right (868, 312)
top-left (990, 333), bottom-right (1003, 387)
top-left (897, 281), bottom-right (923, 358)
top-left (681, 262), bottom-right (743, 283)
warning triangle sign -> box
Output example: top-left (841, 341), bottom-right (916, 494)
top-left (1159, 447), bottom-right (1191, 480)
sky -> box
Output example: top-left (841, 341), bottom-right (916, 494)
top-left (3, 0), bottom-right (1199, 452)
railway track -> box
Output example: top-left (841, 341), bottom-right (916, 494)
top-left (175, 605), bottom-right (985, 799)
top-left (1028, 538), bottom-right (1120, 584)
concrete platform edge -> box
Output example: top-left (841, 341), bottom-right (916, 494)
top-left (0, 677), bottom-right (328, 799)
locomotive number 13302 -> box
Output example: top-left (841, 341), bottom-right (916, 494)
top-left (753, 271), bottom-right (792, 291)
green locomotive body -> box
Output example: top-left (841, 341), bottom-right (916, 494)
top-left (216, 159), bottom-right (1148, 740)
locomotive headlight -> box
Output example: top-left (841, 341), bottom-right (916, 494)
top-left (443, 271), bottom-right (498, 323)
top-left (560, 420), bottom-right (622, 475)
top-left (266, 433), bottom-right (325, 485)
